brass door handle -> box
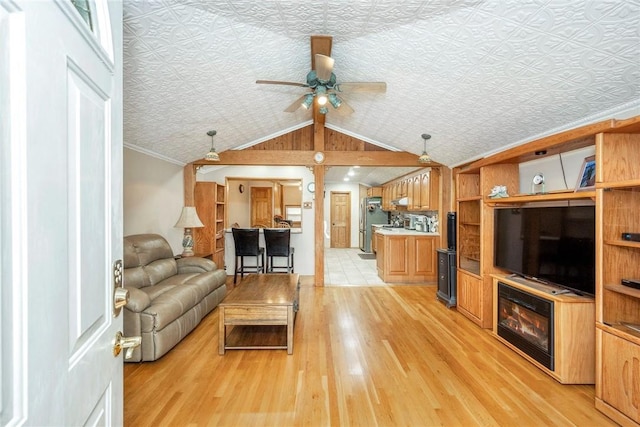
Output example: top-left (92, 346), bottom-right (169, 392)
top-left (114, 287), bottom-right (129, 310)
top-left (113, 331), bottom-right (141, 359)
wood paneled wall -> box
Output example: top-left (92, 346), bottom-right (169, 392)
top-left (246, 125), bottom-right (388, 153)
top-left (246, 126), bottom-right (314, 151)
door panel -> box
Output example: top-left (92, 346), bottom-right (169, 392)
top-left (330, 192), bottom-right (350, 248)
top-left (251, 186), bottom-right (273, 227)
top-left (0, 1), bottom-right (124, 424)
top-left (388, 236), bottom-right (410, 275)
top-left (414, 237), bottom-right (436, 276)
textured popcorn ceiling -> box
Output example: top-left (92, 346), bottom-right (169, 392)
top-left (123, 0), bottom-right (640, 183)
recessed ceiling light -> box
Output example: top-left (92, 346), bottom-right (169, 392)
top-left (348, 169), bottom-right (355, 176)
top-left (343, 177), bottom-right (350, 181)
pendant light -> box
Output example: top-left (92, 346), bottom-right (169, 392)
top-left (418, 133), bottom-right (432, 164)
top-left (205, 130), bottom-right (219, 161)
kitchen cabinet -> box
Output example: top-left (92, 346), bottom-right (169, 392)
top-left (371, 225), bottom-right (381, 253)
top-left (380, 167), bottom-right (441, 212)
top-left (375, 230), bottom-right (437, 283)
top-left (367, 186), bottom-right (382, 197)
top-left (411, 176), bottom-right (421, 210)
top-left (419, 169), bottom-right (440, 211)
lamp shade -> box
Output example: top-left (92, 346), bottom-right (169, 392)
top-left (418, 152), bottom-right (431, 163)
top-left (174, 207), bottom-right (204, 228)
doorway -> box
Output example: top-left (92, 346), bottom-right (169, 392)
top-left (250, 186), bottom-right (273, 227)
top-left (330, 191), bottom-right (350, 248)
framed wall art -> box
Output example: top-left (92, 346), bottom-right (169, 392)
top-left (575, 155), bottom-right (596, 191)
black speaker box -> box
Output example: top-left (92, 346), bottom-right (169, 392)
top-left (447, 212), bottom-right (457, 251)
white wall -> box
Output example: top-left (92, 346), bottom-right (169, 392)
top-left (198, 165), bottom-right (316, 275)
top-left (123, 148), bottom-right (185, 253)
top-left (323, 181), bottom-right (362, 248)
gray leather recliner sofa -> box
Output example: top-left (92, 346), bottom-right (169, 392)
top-left (123, 234), bottom-right (227, 362)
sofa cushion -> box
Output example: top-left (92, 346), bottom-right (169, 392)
top-left (140, 283), bottom-right (203, 332)
top-left (124, 234), bottom-right (180, 288)
top-left (124, 266), bottom-right (149, 289)
top-left (143, 258), bottom-right (178, 286)
top-left (183, 269), bottom-right (227, 300)
top-left (177, 257), bottom-right (216, 273)
top-left (125, 287), bottom-right (151, 312)
top-left (125, 234), bottom-right (174, 265)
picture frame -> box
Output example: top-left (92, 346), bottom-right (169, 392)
top-left (575, 155), bottom-right (596, 192)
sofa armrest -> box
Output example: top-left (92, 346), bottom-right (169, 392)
top-left (177, 257), bottom-right (216, 273)
top-left (124, 287), bottom-right (151, 313)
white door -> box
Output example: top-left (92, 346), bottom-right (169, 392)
top-left (1, 0), bottom-right (124, 425)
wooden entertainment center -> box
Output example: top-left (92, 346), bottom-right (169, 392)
top-left (492, 274), bottom-right (595, 384)
top-left (454, 115), bottom-right (640, 425)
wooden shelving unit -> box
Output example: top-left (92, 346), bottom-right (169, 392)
top-left (595, 131), bottom-right (640, 427)
top-left (454, 115), bottom-right (640, 425)
top-left (456, 172), bottom-right (489, 327)
top-left (194, 181), bottom-right (226, 270)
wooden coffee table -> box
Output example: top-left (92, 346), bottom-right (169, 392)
top-left (218, 274), bottom-right (300, 355)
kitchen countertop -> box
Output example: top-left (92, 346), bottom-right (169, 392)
top-left (374, 227), bottom-right (439, 236)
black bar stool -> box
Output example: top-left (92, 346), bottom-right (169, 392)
top-left (263, 228), bottom-right (294, 273)
top-left (232, 228), bottom-right (264, 283)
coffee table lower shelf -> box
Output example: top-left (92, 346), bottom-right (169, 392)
top-left (223, 325), bottom-right (290, 351)
top-left (218, 274), bottom-right (299, 355)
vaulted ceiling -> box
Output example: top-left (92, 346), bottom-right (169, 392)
top-left (123, 1), bottom-right (640, 180)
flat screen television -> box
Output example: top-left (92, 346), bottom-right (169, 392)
top-left (494, 205), bottom-right (595, 296)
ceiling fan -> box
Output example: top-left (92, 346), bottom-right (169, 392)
top-left (256, 36), bottom-right (386, 115)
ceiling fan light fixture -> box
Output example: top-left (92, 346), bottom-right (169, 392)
top-left (418, 133), bottom-right (432, 164)
top-left (205, 130), bottom-right (220, 162)
top-left (319, 106), bottom-right (329, 115)
top-left (328, 93), bottom-right (342, 108)
top-left (301, 93), bottom-right (314, 110)
top-left (316, 86), bottom-right (328, 106)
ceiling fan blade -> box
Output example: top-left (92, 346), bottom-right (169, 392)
top-left (314, 54), bottom-right (335, 81)
top-left (284, 95), bottom-right (308, 113)
top-left (256, 80), bottom-right (309, 88)
top-left (310, 35), bottom-right (332, 68)
top-left (334, 82), bottom-right (387, 93)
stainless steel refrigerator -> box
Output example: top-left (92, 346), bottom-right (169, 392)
top-left (359, 197), bottom-right (389, 253)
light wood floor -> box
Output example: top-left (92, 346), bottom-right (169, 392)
top-left (124, 279), bottom-right (615, 426)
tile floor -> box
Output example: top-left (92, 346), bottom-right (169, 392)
top-left (324, 248), bottom-right (386, 286)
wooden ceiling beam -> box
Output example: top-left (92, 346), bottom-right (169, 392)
top-left (310, 35), bottom-right (332, 127)
top-left (310, 35), bottom-right (332, 68)
top-left (191, 150), bottom-right (439, 167)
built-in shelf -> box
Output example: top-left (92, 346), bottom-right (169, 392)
top-left (604, 284), bottom-right (640, 299)
top-left (599, 322), bottom-right (640, 345)
top-left (597, 179), bottom-right (640, 189)
top-left (457, 195), bottom-right (482, 202)
top-left (485, 190), bottom-right (596, 205)
top-left (604, 239), bottom-right (640, 249)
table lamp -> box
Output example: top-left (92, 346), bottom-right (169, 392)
top-left (174, 206), bottom-right (204, 257)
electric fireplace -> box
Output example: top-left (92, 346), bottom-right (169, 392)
top-left (497, 282), bottom-right (554, 370)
